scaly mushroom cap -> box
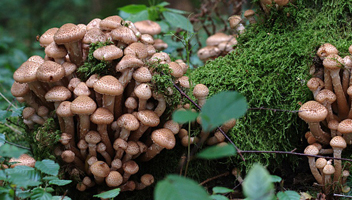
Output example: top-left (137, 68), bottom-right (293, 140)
top-left (37, 61), bottom-right (65, 82)
top-left (134, 20), bottom-right (161, 35)
top-left (61, 150), bottom-right (75, 163)
top-left (93, 75), bottom-right (124, 96)
top-left (82, 28), bottom-right (107, 45)
top-left (123, 160), bottom-right (139, 175)
top-left (140, 174), bottom-right (154, 186)
top-left (338, 119), bottom-right (352, 134)
top-left (39, 27), bottom-right (59, 47)
top-left (115, 54), bottom-right (144, 72)
top-left (323, 54), bottom-right (343, 70)
top-left (9, 154), bottom-right (36, 168)
top-left (307, 78), bottom-right (324, 92)
top-left (125, 141), bottom-right (140, 155)
top-left (45, 86), bottom-right (72, 102)
top-left (117, 114), bottom-right (140, 131)
top-left (68, 78), bottom-right (81, 91)
top-left (90, 161), bottom-right (110, 178)
top-left (304, 144), bottom-right (319, 155)
top-left (135, 83), bottom-right (152, 100)
top-left (228, 15), bottom-right (242, 29)
top-left (111, 26), bottom-right (138, 44)
top-left (140, 34), bottom-right (155, 45)
top-left (28, 55), bottom-right (45, 65)
top-left (136, 110), bottom-right (160, 127)
top-left (168, 62), bottom-right (183, 78)
top-left (153, 39), bottom-right (168, 51)
top-left (124, 42), bottom-right (149, 60)
top-left (315, 89), bottom-right (336, 104)
top-left (330, 136), bottom-right (347, 149)
top-left (244, 9), bottom-right (255, 18)
top-left (317, 43), bottom-right (339, 59)
top-left (86, 18), bottom-right (101, 30)
top-left (22, 107), bottom-right (36, 119)
top-left (90, 108), bottom-right (114, 125)
top-left (70, 95), bottom-right (97, 115)
top-left (99, 15), bottom-right (123, 31)
top-left (62, 62), bottom-right (77, 77)
top-left (54, 23), bottom-right (86, 44)
top-left (197, 46), bottom-right (221, 60)
top-left (151, 128), bottom-right (176, 149)
top-left (73, 82), bottom-right (91, 96)
top-left (93, 45), bottom-right (123, 61)
top-left (133, 67), bottom-right (152, 83)
top-left (298, 101), bottom-right (328, 123)
top-left (163, 120), bottom-right (180, 134)
top-left (11, 82), bottom-right (30, 97)
top-left (193, 84), bottom-right (209, 99)
top-left (206, 33), bottom-right (233, 47)
top-left (45, 42), bottom-right (67, 58)
top-left (13, 61), bottom-right (41, 83)
top-left (323, 164), bottom-right (335, 175)
top-left (105, 171), bottom-right (123, 187)
top-left (56, 101), bottom-right (73, 117)
top-left (315, 158), bottom-right (327, 169)
top-left (85, 131), bottom-right (101, 144)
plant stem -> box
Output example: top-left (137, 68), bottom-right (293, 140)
top-left (199, 171), bottom-right (229, 185)
top-left (0, 91), bottom-right (17, 109)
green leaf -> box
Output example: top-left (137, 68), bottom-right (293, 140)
top-left (11, 106), bottom-right (24, 117)
top-left (156, 1), bottom-right (170, 7)
top-left (128, 10), bottom-right (149, 22)
top-left (172, 110), bottom-right (198, 123)
top-left (212, 187), bottom-right (234, 194)
top-left (6, 167), bottom-right (42, 188)
top-left (200, 91), bottom-right (247, 132)
top-left (157, 21), bottom-right (169, 32)
top-left (0, 133), bottom-right (5, 146)
top-left (0, 110), bottom-right (11, 123)
top-left (16, 189), bottom-right (31, 199)
top-left (118, 4), bottom-right (148, 14)
top-left (270, 175), bottom-right (282, 183)
top-left (197, 144), bottom-right (236, 160)
top-left (42, 176), bottom-right (59, 181)
top-left (277, 191), bottom-right (300, 200)
top-left (30, 188), bottom-right (52, 200)
top-left (93, 188), bottom-right (121, 198)
top-left (0, 192), bottom-right (13, 200)
top-left (154, 174), bottom-right (211, 200)
top-left (162, 11), bottom-right (194, 32)
top-left (35, 159), bottom-right (59, 176)
top-left (0, 143), bottom-right (28, 158)
top-left (52, 196), bottom-right (72, 200)
top-left (210, 194), bottom-right (229, 200)
top-left (49, 179), bottom-right (72, 186)
top-left (165, 8), bottom-right (189, 14)
top-left (242, 164), bottom-right (275, 200)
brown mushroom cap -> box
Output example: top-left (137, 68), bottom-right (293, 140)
top-left (9, 154), bottom-right (36, 168)
top-left (39, 27), bottom-right (59, 47)
top-left (323, 164), bottom-right (335, 175)
top-left (140, 174), bottom-right (154, 186)
top-left (323, 54), bottom-right (343, 70)
top-left (56, 101), bottom-right (73, 117)
top-left (317, 43), bottom-right (339, 59)
top-left (90, 108), bottom-right (114, 125)
top-left (168, 62), bottom-right (183, 78)
top-left (13, 61), bottom-right (41, 83)
top-left (124, 42), bottom-right (149, 60)
top-left (123, 160), bottom-right (139, 175)
top-left (11, 82), bottom-right (30, 97)
top-left (206, 33), bottom-right (233, 47)
top-left (111, 26), bottom-right (138, 44)
top-left (45, 86), bottom-right (72, 102)
top-left (100, 15), bottom-right (124, 31)
top-left (62, 62), bottom-right (77, 77)
top-left (117, 114), bottom-right (140, 131)
top-left (45, 42), bottom-right (67, 59)
top-left (136, 110), bottom-right (160, 127)
top-left (244, 9), bottom-right (255, 18)
top-left (70, 95), bottom-right (97, 115)
top-left (134, 83), bottom-right (152, 100)
top-left (338, 119), bottom-right (352, 134)
top-left (54, 23), bottom-right (86, 44)
top-left (61, 150), bottom-right (75, 163)
top-left (28, 55), bottom-right (45, 65)
top-left (93, 45), bottom-right (123, 61)
top-left (151, 128), bottom-right (176, 149)
top-left (82, 28), bottom-right (107, 45)
top-left (228, 15), bottom-right (242, 29)
top-left (93, 75), bottom-right (124, 96)
top-left (37, 61), bottom-right (65, 82)
top-left (197, 46), bottom-right (221, 60)
top-left (330, 136), bottom-right (347, 149)
top-left (134, 20), bottom-right (161, 35)
top-left (73, 82), bottom-right (91, 96)
top-left (90, 161), bottom-right (110, 178)
top-left (105, 171), bottom-right (123, 187)
top-left (298, 101), bottom-right (328, 123)
top-left (133, 67), bottom-right (152, 83)
top-left (85, 130), bottom-right (101, 144)
top-left (193, 84), bottom-right (209, 99)
top-left (115, 54), bottom-right (144, 72)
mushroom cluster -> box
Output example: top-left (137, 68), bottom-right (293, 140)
top-left (300, 43), bottom-right (352, 194)
top-left (10, 15), bottom-right (194, 192)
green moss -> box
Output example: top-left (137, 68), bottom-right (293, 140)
top-left (190, 0), bottom-right (352, 171)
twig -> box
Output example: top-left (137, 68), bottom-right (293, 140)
top-left (5, 140), bottom-right (31, 150)
top-left (248, 107), bottom-right (302, 113)
top-left (61, 190), bottom-right (68, 200)
top-left (333, 194), bottom-right (352, 198)
top-left (199, 171), bottom-right (230, 185)
top-left (0, 91), bottom-right (17, 109)
top-left (2, 122), bottom-right (24, 135)
top-left (239, 150), bottom-right (352, 162)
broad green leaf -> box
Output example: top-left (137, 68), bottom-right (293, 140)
top-left (0, 110), bottom-right (11, 123)
top-left (197, 144), bottom-right (236, 160)
top-left (276, 191), bottom-right (300, 200)
top-left (200, 91), bottom-right (247, 132)
top-left (6, 166), bottom-right (41, 188)
top-left (0, 143), bottom-right (28, 158)
top-left (11, 106), bottom-right (24, 117)
top-left (156, 1), bottom-right (170, 7)
top-left (128, 10), bottom-right (149, 22)
top-left (270, 175), bottom-right (282, 183)
top-left (0, 193), bottom-right (12, 200)
top-left (0, 170), bottom-right (7, 180)
top-left (42, 176), bottom-right (59, 181)
top-left (52, 196), bottom-right (72, 200)
top-left (242, 164), bottom-right (275, 200)
top-left (49, 179), bottom-right (72, 186)
top-left (166, 8), bottom-right (189, 14)
top-left (154, 174), bottom-right (211, 200)
top-left (118, 4), bottom-right (148, 14)
top-left (0, 133), bottom-right (5, 146)
top-left (16, 190), bottom-right (31, 199)
top-left (35, 159), bottom-right (59, 176)
top-left (172, 110), bottom-right (198, 123)
top-left (162, 11), bottom-right (194, 32)
top-left (93, 188), bottom-right (120, 198)
top-left (157, 21), bottom-right (169, 32)
top-left (30, 188), bottom-right (52, 200)
top-left (210, 194), bottom-right (229, 200)
top-left (212, 187), bottom-right (234, 194)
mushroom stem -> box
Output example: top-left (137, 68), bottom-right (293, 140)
top-left (97, 124), bottom-right (114, 158)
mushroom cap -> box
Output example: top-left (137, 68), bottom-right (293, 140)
top-left (307, 77), bottom-right (324, 92)
top-left (111, 26), bottom-right (138, 44)
top-left (22, 107), bottom-right (36, 119)
top-left (125, 97), bottom-right (138, 110)
top-left (82, 28), bottom-right (107, 45)
top-left (148, 52), bottom-right (171, 64)
top-left (100, 15), bottom-right (123, 31)
top-left (60, 133), bottom-right (72, 145)
top-left (328, 119), bottom-right (339, 130)
top-left (73, 82), bottom-right (91, 96)
top-left (113, 138), bottom-right (128, 150)
top-left (70, 95), bottom-right (97, 115)
top-left (39, 27), bottom-right (59, 47)
top-left (193, 84), bottom-right (209, 98)
top-left (125, 141), bottom-right (140, 155)
top-left (37, 106), bottom-right (49, 117)
top-left (134, 20), bottom-right (161, 35)
top-left (151, 128), bottom-right (176, 149)
top-left (117, 114), bottom-right (140, 131)
top-left (315, 158), bottom-right (327, 169)
top-left (124, 42), bottom-right (149, 60)
top-left (9, 154), bottom-right (36, 168)
top-left (228, 15), bottom-right (242, 29)
top-left (136, 110), bottom-right (160, 127)
top-left (323, 54), bottom-right (343, 70)
top-left (93, 45), bottom-right (123, 61)
top-left (11, 82), bottom-right (30, 97)
top-left (61, 150), bottom-right (75, 163)
top-left (168, 62), bottom-right (184, 78)
top-left (298, 101), bottom-right (328, 123)
top-left (177, 76), bottom-right (190, 88)
top-left (28, 55), bottom-right (45, 65)
top-left (105, 171), bottom-right (123, 187)
top-left (134, 83), bottom-right (152, 100)
top-left (90, 107), bottom-right (114, 125)
top-left (140, 34), bottom-right (155, 45)
top-left (56, 101), bottom-right (73, 117)
top-left (140, 174), bottom-right (154, 186)
top-left (304, 144), bottom-right (319, 155)
top-left (86, 74), bottom-right (100, 88)
top-left (317, 43), bottom-right (338, 58)
top-left (68, 77), bottom-right (81, 91)
top-left (45, 86), bottom-right (72, 102)
top-left (86, 18), bottom-right (102, 30)
top-left (153, 39), bottom-right (168, 51)
top-left (206, 33), bottom-right (233, 47)
top-left (62, 62), bottom-right (77, 77)
top-left (85, 130), bottom-right (101, 144)
top-left (37, 61), bottom-right (65, 82)
top-left (122, 160), bottom-right (139, 175)
top-left (244, 9), bottom-right (255, 17)
top-left (315, 89), bottom-right (336, 104)
top-left (330, 136), bottom-right (347, 149)
top-left (54, 23), bottom-right (86, 44)
top-left (13, 61), bottom-right (41, 83)
top-left (115, 54), bottom-right (144, 72)
top-left (93, 75), bottom-right (124, 96)
top-left (45, 42), bottom-right (67, 58)
top-left (133, 67), bottom-right (152, 83)
top-left (338, 119), bottom-right (352, 134)
top-left (218, 38), bottom-right (238, 52)
top-left (323, 164), bottom-right (335, 175)
top-left (197, 46), bottom-right (221, 60)
top-left (90, 161), bottom-right (110, 178)
top-left (163, 120), bottom-right (180, 134)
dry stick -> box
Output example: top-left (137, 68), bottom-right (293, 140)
top-left (199, 171), bottom-right (230, 185)
top-left (333, 194), bottom-right (352, 198)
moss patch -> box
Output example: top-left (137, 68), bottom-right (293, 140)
top-left (190, 0), bottom-right (352, 171)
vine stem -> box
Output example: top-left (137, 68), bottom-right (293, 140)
top-left (0, 91), bottom-right (17, 109)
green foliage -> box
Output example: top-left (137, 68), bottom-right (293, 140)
top-left (172, 109), bottom-right (198, 123)
top-left (196, 144), bottom-right (236, 160)
top-left (93, 188), bottom-right (121, 199)
top-left (77, 41), bottom-right (115, 81)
